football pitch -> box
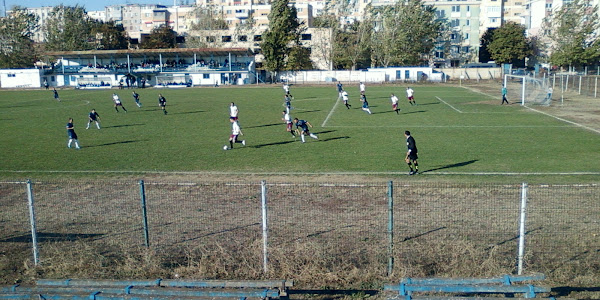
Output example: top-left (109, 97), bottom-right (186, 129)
top-left (0, 84), bottom-right (599, 182)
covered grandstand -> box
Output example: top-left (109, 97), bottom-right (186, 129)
top-left (41, 48), bottom-right (257, 88)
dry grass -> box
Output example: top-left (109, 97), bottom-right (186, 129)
top-left (1, 179), bottom-right (599, 299)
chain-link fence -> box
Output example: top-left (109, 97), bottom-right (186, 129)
top-left (549, 74), bottom-right (599, 98)
top-left (1, 180), bottom-right (599, 287)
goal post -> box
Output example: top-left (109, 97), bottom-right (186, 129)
top-left (504, 74), bottom-right (550, 106)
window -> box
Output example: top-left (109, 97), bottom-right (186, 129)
top-left (490, 18), bottom-right (498, 23)
top-left (545, 3), bottom-right (552, 8)
top-left (206, 36), bottom-right (215, 43)
top-left (301, 34), bottom-right (311, 40)
top-left (254, 35), bottom-right (262, 41)
top-left (452, 5), bottom-right (460, 12)
top-left (238, 35), bottom-right (248, 41)
top-left (435, 51), bottom-right (444, 59)
top-left (462, 46), bottom-right (469, 53)
top-left (297, 8), bottom-right (303, 12)
top-left (450, 33), bottom-right (457, 40)
top-left (203, 74), bottom-right (210, 79)
top-left (226, 10), bottom-right (232, 14)
top-left (465, 33), bottom-right (470, 39)
top-left (466, 19), bottom-right (470, 26)
top-left (222, 35), bottom-right (232, 42)
top-left (451, 19), bottom-right (460, 27)
top-left (7, 73), bottom-right (15, 77)
top-left (466, 5), bottom-right (470, 11)
top-left (436, 10), bottom-right (445, 18)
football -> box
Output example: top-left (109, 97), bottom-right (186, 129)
top-left (223, 145), bottom-right (229, 150)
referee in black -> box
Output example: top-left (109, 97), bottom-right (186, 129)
top-left (404, 130), bottom-right (419, 175)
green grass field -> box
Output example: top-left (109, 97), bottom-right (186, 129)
top-left (0, 84), bottom-right (599, 182)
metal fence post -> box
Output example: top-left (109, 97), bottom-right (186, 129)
top-left (261, 180), bottom-right (268, 274)
top-left (517, 182), bottom-right (528, 275)
top-left (387, 180), bottom-right (394, 276)
top-left (139, 180), bottom-right (150, 248)
top-left (26, 179), bottom-right (40, 266)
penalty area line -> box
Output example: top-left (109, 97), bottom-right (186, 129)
top-left (321, 98), bottom-right (340, 127)
top-left (436, 96), bottom-right (463, 113)
top-left (525, 106), bottom-right (600, 135)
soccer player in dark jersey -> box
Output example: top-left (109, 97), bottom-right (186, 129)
top-left (158, 94), bottom-right (167, 115)
top-left (86, 109), bottom-right (101, 129)
top-left (132, 91), bottom-right (142, 107)
top-left (66, 118), bottom-right (80, 149)
top-left (336, 82), bottom-right (343, 100)
top-left (284, 95), bottom-right (292, 113)
top-left (53, 88), bottom-right (60, 102)
top-left (293, 118), bottom-right (318, 143)
top-left (404, 130), bottom-right (419, 175)
top-left (360, 94), bottom-right (372, 114)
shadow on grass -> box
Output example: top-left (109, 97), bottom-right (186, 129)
top-left (244, 123), bottom-right (281, 129)
top-left (320, 136), bottom-right (350, 142)
top-left (294, 109), bottom-right (321, 113)
top-left (86, 140), bottom-right (145, 148)
top-left (372, 110), bottom-right (396, 115)
top-left (0, 232), bottom-right (102, 243)
top-left (250, 140), bottom-right (295, 148)
top-left (169, 110), bottom-right (204, 115)
top-left (552, 285), bottom-right (600, 297)
top-left (421, 160), bottom-right (478, 173)
top-left (485, 227), bottom-right (542, 250)
top-left (401, 110), bottom-right (427, 115)
top-left (314, 130), bottom-right (336, 135)
top-left (103, 123), bottom-right (144, 129)
top-left (400, 226), bottom-right (446, 242)
top-left (173, 222), bottom-right (260, 245)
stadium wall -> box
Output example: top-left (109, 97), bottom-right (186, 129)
top-left (0, 69), bottom-right (42, 88)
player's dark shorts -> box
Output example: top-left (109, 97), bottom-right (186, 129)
top-left (115, 102), bottom-right (123, 106)
top-left (159, 103), bottom-right (166, 107)
top-left (230, 116), bottom-right (238, 121)
top-left (68, 131), bottom-right (77, 139)
top-left (286, 123), bottom-right (292, 130)
top-left (408, 152), bottom-right (418, 160)
top-left (408, 96), bottom-right (414, 101)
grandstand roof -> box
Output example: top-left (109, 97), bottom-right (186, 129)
top-left (44, 48), bottom-right (253, 59)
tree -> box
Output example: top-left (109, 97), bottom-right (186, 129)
top-left (261, 0), bottom-right (307, 78)
top-left (369, 0), bottom-right (441, 67)
top-left (141, 25), bottom-right (177, 49)
top-left (91, 21), bottom-right (129, 50)
top-left (479, 27), bottom-right (496, 63)
top-left (487, 22), bottom-right (532, 65)
top-left (0, 6), bottom-right (38, 68)
top-left (542, 0), bottom-right (600, 68)
top-left (334, 20), bottom-right (372, 70)
top-left (44, 5), bottom-right (94, 51)
top-left (188, 6), bottom-right (228, 30)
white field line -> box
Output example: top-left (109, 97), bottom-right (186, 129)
top-left (2, 170), bottom-right (600, 176)
top-left (323, 125), bottom-right (574, 128)
top-left (524, 106), bottom-right (600, 135)
top-left (321, 98), bottom-right (340, 127)
top-left (436, 96), bottom-right (463, 113)
top-left (460, 86), bottom-right (600, 135)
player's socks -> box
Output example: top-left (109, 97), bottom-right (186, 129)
top-left (115, 107), bottom-right (119, 112)
top-left (301, 135), bottom-right (305, 143)
top-left (309, 133), bottom-right (318, 140)
top-left (68, 139), bottom-right (72, 148)
top-left (229, 141), bottom-right (234, 148)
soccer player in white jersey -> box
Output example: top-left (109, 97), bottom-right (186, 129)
top-left (229, 102), bottom-right (239, 121)
top-left (359, 82), bottom-right (365, 95)
top-left (406, 87), bottom-right (416, 105)
top-left (390, 93), bottom-right (400, 114)
top-left (282, 110), bottom-right (296, 138)
top-left (341, 90), bottom-right (351, 109)
top-left (283, 83), bottom-right (290, 95)
top-left (226, 118), bottom-right (245, 149)
top-left (112, 93), bottom-right (127, 112)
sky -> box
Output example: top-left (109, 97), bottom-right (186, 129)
top-left (3, 0), bottom-right (195, 13)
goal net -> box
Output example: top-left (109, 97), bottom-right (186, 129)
top-left (76, 77), bottom-right (112, 89)
top-left (156, 75), bottom-right (191, 88)
top-left (504, 74), bottom-right (550, 106)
